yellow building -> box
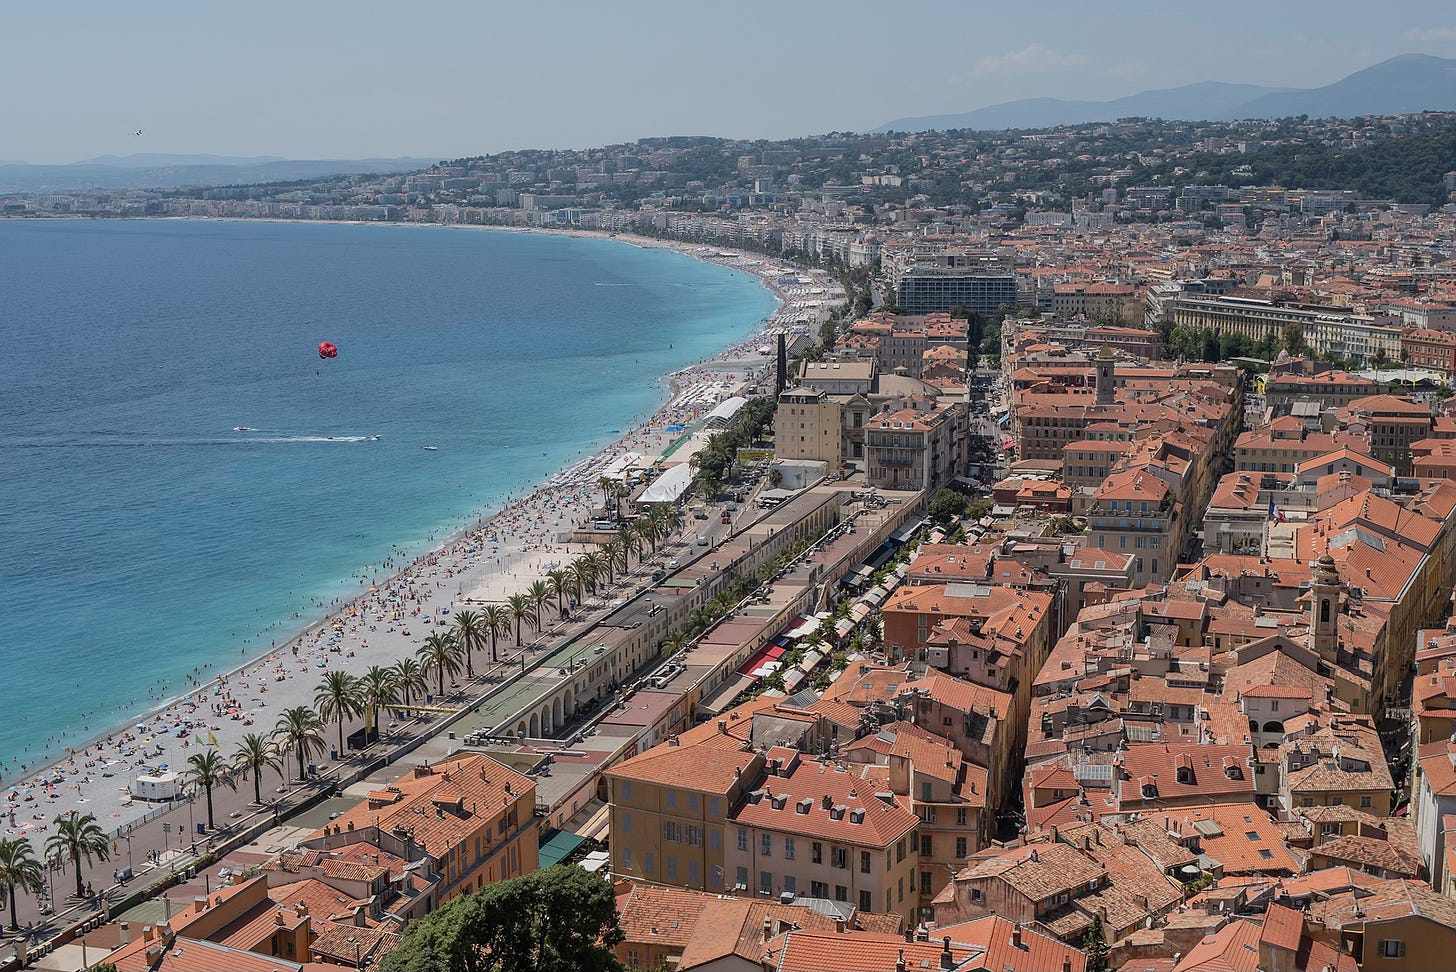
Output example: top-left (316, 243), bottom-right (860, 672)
top-left (605, 720), bottom-right (763, 892)
top-left (1279, 718), bottom-right (1393, 818)
top-left (313, 752), bottom-right (538, 904)
top-left (775, 386), bottom-right (843, 468)
top-left (1313, 878), bottom-right (1456, 972)
top-left (723, 747), bottom-right (921, 924)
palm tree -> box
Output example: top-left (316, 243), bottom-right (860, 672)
top-left (0, 838), bottom-right (44, 930)
top-left (481, 603), bottom-right (511, 664)
top-left (596, 475), bottom-right (618, 515)
top-left (44, 812), bottom-right (108, 900)
top-left (391, 657), bottom-right (429, 708)
top-left (568, 558), bottom-right (596, 603)
top-left (589, 550), bottom-right (614, 589)
top-left (184, 749), bottom-right (238, 830)
top-left (526, 580), bottom-right (552, 635)
top-left (616, 524), bottom-right (639, 570)
top-left (545, 568), bottom-right (572, 618)
top-left (359, 665), bottom-right (400, 736)
top-left (314, 670), bottom-right (364, 757)
top-left (598, 543), bottom-right (620, 586)
top-left (506, 593), bottom-right (536, 647)
top-left (417, 633), bottom-right (463, 699)
top-left (274, 706), bottom-right (326, 783)
top-left (232, 732), bottom-right (282, 806)
top-left (635, 515), bottom-right (660, 556)
top-left (658, 506), bottom-right (684, 547)
top-left (452, 609), bottom-right (488, 678)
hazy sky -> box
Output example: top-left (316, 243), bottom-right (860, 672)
top-left (6, 0), bottom-right (1456, 163)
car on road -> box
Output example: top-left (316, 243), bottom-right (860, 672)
top-left (667, 559), bottom-right (680, 569)
top-left (696, 535), bottom-right (709, 546)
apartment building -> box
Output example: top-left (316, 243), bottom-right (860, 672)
top-left (775, 386), bottom-right (843, 468)
top-left (881, 583), bottom-right (1052, 680)
top-left (318, 753), bottom-right (537, 905)
top-left (1402, 326), bottom-right (1456, 375)
top-left (1086, 468), bottom-right (1179, 586)
top-left (1050, 283), bottom-right (1143, 326)
top-left (1263, 370), bottom-right (1382, 416)
top-left (863, 399), bottom-right (965, 492)
top-left (1278, 718), bottom-right (1394, 818)
top-left (1343, 394), bottom-right (1434, 475)
top-left (606, 723), bottom-right (764, 892)
top-left (723, 748), bottom-right (922, 923)
top-left (1233, 419), bottom-right (1367, 473)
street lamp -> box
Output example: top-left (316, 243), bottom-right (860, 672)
top-left (43, 855), bottom-right (59, 911)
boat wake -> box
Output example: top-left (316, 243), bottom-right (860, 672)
top-left (4, 434), bottom-right (371, 448)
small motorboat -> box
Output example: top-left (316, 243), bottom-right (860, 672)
top-left (233, 426), bottom-right (256, 432)
top-left (423, 445), bottom-right (439, 452)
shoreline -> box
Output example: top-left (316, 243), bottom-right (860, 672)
top-left (2, 221), bottom-right (834, 844)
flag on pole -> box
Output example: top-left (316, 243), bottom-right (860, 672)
top-left (208, 731), bottom-right (219, 748)
top-left (1267, 498), bottom-right (1284, 523)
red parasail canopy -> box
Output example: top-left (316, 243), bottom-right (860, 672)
top-left (317, 341), bottom-right (338, 359)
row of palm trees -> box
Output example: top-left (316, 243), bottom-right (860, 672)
top-left (198, 509), bottom-right (689, 821)
top-left (0, 506), bottom-right (693, 927)
top-left (0, 811), bottom-right (112, 920)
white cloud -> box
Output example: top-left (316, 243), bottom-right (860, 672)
top-left (968, 42), bottom-right (1087, 79)
top-left (1404, 26), bottom-right (1456, 42)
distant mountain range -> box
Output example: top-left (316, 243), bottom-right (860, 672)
top-left (0, 154), bottom-right (441, 194)
top-left (877, 54), bottom-right (1456, 133)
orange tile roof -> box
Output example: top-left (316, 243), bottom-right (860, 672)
top-left (730, 758), bottom-right (919, 848)
top-left (329, 761), bottom-right (531, 863)
top-left (1259, 902), bottom-right (1303, 953)
top-left (608, 726), bottom-right (759, 794)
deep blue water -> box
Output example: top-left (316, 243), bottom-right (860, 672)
top-left (0, 219), bottom-right (775, 773)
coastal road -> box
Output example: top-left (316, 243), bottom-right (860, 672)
top-left (0, 539), bottom-right (684, 949)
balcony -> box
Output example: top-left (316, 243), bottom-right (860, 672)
top-left (1088, 516), bottom-right (1168, 533)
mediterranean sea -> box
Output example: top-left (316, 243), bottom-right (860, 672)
top-left (0, 219), bottom-right (776, 775)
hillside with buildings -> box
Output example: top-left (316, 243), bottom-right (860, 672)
top-left (15, 108), bottom-right (1456, 972)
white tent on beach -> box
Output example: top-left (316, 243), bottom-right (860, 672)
top-left (639, 463), bottom-right (693, 505)
top-left (703, 396), bottom-right (748, 429)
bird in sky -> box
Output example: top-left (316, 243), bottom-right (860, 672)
top-left (133, 130), bottom-right (143, 137)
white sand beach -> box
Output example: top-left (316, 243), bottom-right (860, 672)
top-left (2, 240), bottom-right (837, 852)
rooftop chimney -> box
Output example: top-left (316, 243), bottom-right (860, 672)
top-left (1012, 924), bottom-right (1023, 949)
top-left (763, 916), bottom-right (773, 942)
top-left (940, 936), bottom-right (954, 970)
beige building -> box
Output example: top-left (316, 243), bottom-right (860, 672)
top-left (864, 399), bottom-right (965, 493)
top-left (723, 747), bottom-right (922, 923)
top-left (606, 722), bottom-right (763, 892)
top-left (775, 386), bottom-right (843, 468)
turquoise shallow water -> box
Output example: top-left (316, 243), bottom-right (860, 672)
top-left (0, 219), bottom-right (775, 776)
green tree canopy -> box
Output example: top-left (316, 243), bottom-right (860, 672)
top-left (378, 866), bottom-right (624, 972)
top-left (928, 488), bottom-right (970, 524)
